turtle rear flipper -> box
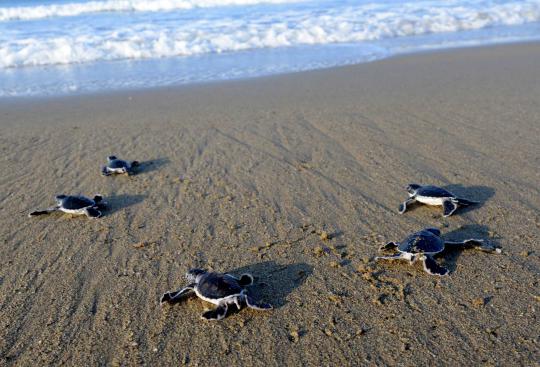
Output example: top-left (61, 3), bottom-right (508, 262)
top-left (127, 162), bottom-right (139, 175)
top-left (422, 255), bottom-right (448, 276)
top-left (455, 198), bottom-right (478, 206)
top-left (160, 284), bottom-right (196, 305)
top-left (238, 274), bottom-right (254, 287)
top-left (93, 195), bottom-right (106, 209)
top-left (474, 241), bottom-right (501, 253)
top-left (202, 304), bottom-right (228, 321)
top-left (223, 273), bottom-right (253, 286)
top-left (442, 199), bottom-right (458, 217)
top-left (245, 295), bottom-right (272, 311)
top-left (85, 207), bottom-right (102, 218)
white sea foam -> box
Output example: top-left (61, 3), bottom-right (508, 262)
top-left (1, 1), bottom-right (540, 69)
top-left (0, 0), bottom-right (305, 21)
top-left (2, 0), bottom-right (540, 97)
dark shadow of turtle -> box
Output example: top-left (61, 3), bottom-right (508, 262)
top-left (102, 194), bottom-right (146, 216)
top-left (442, 184), bottom-right (495, 215)
top-left (437, 224), bottom-right (500, 273)
top-left (228, 261), bottom-right (313, 309)
top-left (134, 158), bottom-right (170, 175)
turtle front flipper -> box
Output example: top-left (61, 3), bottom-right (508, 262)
top-left (28, 206), bottom-right (59, 217)
top-left (375, 253), bottom-right (407, 261)
top-left (442, 199), bottom-right (458, 217)
top-left (399, 198), bottom-right (416, 214)
top-left (85, 207), bottom-right (102, 218)
top-left (160, 284), bottom-right (196, 305)
top-left (379, 241), bottom-right (399, 251)
top-left (101, 166), bottom-right (112, 176)
top-left (455, 198), bottom-right (478, 206)
top-left (202, 304), bottom-right (228, 321)
top-left (422, 255), bottom-right (448, 276)
top-left (245, 295), bottom-right (272, 311)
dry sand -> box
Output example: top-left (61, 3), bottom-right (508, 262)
top-left (1, 43), bottom-right (539, 366)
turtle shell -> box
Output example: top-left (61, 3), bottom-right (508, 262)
top-left (197, 272), bottom-right (243, 299)
top-left (108, 159), bottom-right (129, 169)
top-left (416, 185), bottom-right (454, 198)
top-left (61, 196), bottom-right (95, 209)
top-left (398, 229), bottom-right (445, 254)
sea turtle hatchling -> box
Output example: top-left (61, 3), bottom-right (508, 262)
top-left (29, 194), bottom-right (105, 218)
top-left (375, 227), bottom-right (501, 276)
top-left (101, 155), bottom-right (139, 176)
top-left (399, 184), bottom-right (478, 217)
top-left (160, 268), bottom-right (273, 321)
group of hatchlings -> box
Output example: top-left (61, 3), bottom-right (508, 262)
top-left (28, 156), bottom-right (501, 320)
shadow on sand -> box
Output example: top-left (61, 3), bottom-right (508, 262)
top-left (102, 194), bottom-right (146, 216)
top-left (227, 261), bottom-right (313, 309)
top-left (134, 158), bottom-right (170, 175)
top-left (438, 224), bottom-right (501, 273)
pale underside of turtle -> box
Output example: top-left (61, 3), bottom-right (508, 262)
top-left (376, 228), bottom-right (500, 276)
top-left (28, 194), bottom-right (105, 218)
top-left (160, 269), bottom-right (272, 320)
top-left (399, 184), bottom-right (478, 217)
top-left (102, 155), bottom-right (139, 176)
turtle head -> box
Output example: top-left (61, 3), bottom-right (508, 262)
top-left (107, 155), bottom-right (117, 161)
top-left (185, 268), bottom-right (207, 283)
top-left (55, 194), bottom-right (67, 201)
top-left (406, 183), bottom-right (422, 195)
top-left (425, 227), bottom-right (441, 237)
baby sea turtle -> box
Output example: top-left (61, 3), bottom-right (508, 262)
top-left (375, 227), bottom-right (500, 276)
top-left (160, 268), bottom-right (272, 321)
top-left (399, 184), bottom-right (478, 217)
top-left (29, 194), bottom-right (105, 218)
top-left (101, 155), bottom-right (139, 176)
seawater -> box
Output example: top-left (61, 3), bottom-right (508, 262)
top-left (1, 0), bottom-right (540, 97)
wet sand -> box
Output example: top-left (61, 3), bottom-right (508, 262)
top-left (0, 42), bottom-right (539, 366)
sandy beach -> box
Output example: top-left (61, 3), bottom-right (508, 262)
top-left (1, 42), bottom-right (539, 366)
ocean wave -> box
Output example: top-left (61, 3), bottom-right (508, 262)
top-left (0, 0), bottom-right (304, 22)
top-left (1, 1), bottom-right (540, 69)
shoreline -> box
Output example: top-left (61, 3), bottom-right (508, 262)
top-left (1, 41), bottom-right (539, 366)
top-left (2, 39), bottom-right (540, 102)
